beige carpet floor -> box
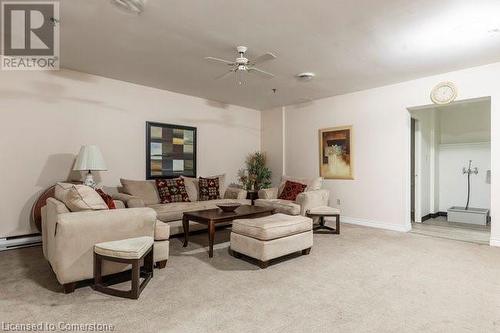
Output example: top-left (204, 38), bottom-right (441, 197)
top-left (1, 224), bottom-right (500, 333)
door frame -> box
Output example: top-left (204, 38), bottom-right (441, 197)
top-left (413, 118), bottom-right (423, 223)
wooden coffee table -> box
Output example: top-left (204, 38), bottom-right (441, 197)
top-left (182, 205), bottom-right (274, 258)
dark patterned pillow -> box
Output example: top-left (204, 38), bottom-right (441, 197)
top-left (198, 177), bottom-right (220, 201)
top-left (155, 178), bottom-right (190, 203)
top-left (278, 180), bottom-right (307, 201)
top-left (95, 189), bottom-right (116, 209)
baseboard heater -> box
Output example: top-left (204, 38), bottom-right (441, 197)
top-left (0, 234), bottom-right (41, 251)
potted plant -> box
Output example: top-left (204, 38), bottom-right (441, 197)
top-left (238, 152), bottom-right (272, 191)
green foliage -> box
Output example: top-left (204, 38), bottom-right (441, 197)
top-left (238, 152), bottom-right (272, 191)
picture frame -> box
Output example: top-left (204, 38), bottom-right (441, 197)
top-left (146, 122), bottom-right (197, 179)
top-left (318, 125), bottom-right (354, 180)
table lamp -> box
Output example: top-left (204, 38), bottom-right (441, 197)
top-left (73, 145), bottom-right (107, 188)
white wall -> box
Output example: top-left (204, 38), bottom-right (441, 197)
top-left (262, 61), bottom-right (500, 245)
top-left (260, 107), bottom-right (284, 187)
top-left (438, 143), bottom-right (490, 211)
top-left (0, 70), bottom-right (261, 237)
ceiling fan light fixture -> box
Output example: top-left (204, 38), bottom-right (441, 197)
top-left (205, 45), bottom-right (277, 83)
top-left (111, 0), bottom-right (145, 14)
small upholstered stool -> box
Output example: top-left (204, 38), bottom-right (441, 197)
top-left (307, 206), bottom-right (341, 234)
top-left (230, 213), bottom-right (313, 268)
top-left (93, 236), bottom-right (154, 299)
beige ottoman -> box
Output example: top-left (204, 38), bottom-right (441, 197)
top-left (230, 213), bottom-right (313, 268)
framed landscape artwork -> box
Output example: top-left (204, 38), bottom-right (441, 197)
top-left (146, 122), bottom-right (197, 179)
top-left (319, 126), bottom-right (354, 180)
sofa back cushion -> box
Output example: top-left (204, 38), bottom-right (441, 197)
top-left (55, 182), bottom-right (74, 203)
top-left (120, 178), bottom-right (160, 205)
top-left (278, 176), bottom-right (323, 197)
top-left (180, 176), bottom-right (199, 202)
top-left (155, 178), bottom-right (190, 203)
top-left (278, 181), bottom-right (307, 201)
top-left (65, 185), bottom-right (109, 212)
top-left (198, 177), bottom-right (221, 201)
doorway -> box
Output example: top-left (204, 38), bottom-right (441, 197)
top-left (408, 97), bottom-right (491, 244)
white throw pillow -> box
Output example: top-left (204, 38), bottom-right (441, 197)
top-left (180, 176), bottom-right (199, 202)
top-left (64, 185), bottom-right (109, 212)
top-left (55, 182), bottom-right (74, 203)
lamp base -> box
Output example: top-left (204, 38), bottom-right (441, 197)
top-left (83, 171), bottom-right (96, 188)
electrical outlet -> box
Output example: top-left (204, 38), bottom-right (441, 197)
top-left (336, 199), bottom-right (341, 205)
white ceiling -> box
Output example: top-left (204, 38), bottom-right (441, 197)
top-left (60, 0), bottom-right (500, 110)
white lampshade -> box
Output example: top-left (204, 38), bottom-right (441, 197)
top-left (73, 145), bottom-right (107, 171)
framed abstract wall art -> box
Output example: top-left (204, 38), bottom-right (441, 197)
top-left (146, 122), bottom-right (197, 179)
top-left (319, 126), bottom-right (354, 180)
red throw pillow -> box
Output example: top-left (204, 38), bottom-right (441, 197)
top-left (156, 178), bottom-right (190, 203)
top-left (95, 189), bottom-right (116, 209)
top-left (198, 177), bottom-right (220, 201)
top-left (278, 180), bottom-right (307, 201)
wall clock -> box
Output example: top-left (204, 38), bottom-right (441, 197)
top-left (430, 82), bottom-right (457, 105)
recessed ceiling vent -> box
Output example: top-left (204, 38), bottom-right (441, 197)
top-left (111, 0), bottom-right (145, 14)
top-left (296, 72), bottom-right (315, 81)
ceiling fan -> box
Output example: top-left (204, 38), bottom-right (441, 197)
top-left (205, 46), bottom-right (276, 84)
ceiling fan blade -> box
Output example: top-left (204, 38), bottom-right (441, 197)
top-left (204, 57), bottom-right (235, 66)
top-left (214, 70), bottom-right (234, 80)
top-left (250, 52), bottom-right (276, 66)
top-left (248, 67), bottom-right (275, 78)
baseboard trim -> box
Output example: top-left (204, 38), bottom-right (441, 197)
top-left (422, 214), bottom-right (431, 222)
top-left (0, 234), bottom-right (41, 251)
top-left (341, 216), bottom-right (411, 233)
top-left (490, 238), bottom-right (500, 247)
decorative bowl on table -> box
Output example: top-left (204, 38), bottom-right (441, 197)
top-left (216, 203), bottom-right (241, 212)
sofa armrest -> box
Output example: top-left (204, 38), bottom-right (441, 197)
top-left (258, 187), bottom-right (278, 199)
top-left (295, 189), bottom-right (330, 216)
top-left (112, 193), bottom-right (146, 208)
top-left (52, 208), bottom-right (156, 284)
top-left (224, 187), bottom-right (247, 200)
top-left (43, 198), bottom-right (70, 261)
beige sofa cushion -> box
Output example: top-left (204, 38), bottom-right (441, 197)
top-left (232, 213), bottom-right (312, 241)
top-left (149, 202), bottom-right (208, 222)
top-left (278, 176), bottom-right (323, 196)
top-left (224, 187), bottom-right (246, 200)
top-left (307, 206), bottom-right (340, 215)
top-left (64, 185), bottom-right (109, 212)
top-left (181, 176), bottom-right (199, 202)
top-left (149, 198), bottom-right (250, 223)
top-left (120, 179), bottom-right (160, 205)
top-left (254, 199), bottom-right (301, 215)
top-left (94, 236), bottom-right (154, 260)
top-left (55, 182), bottom-right (74, 203)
